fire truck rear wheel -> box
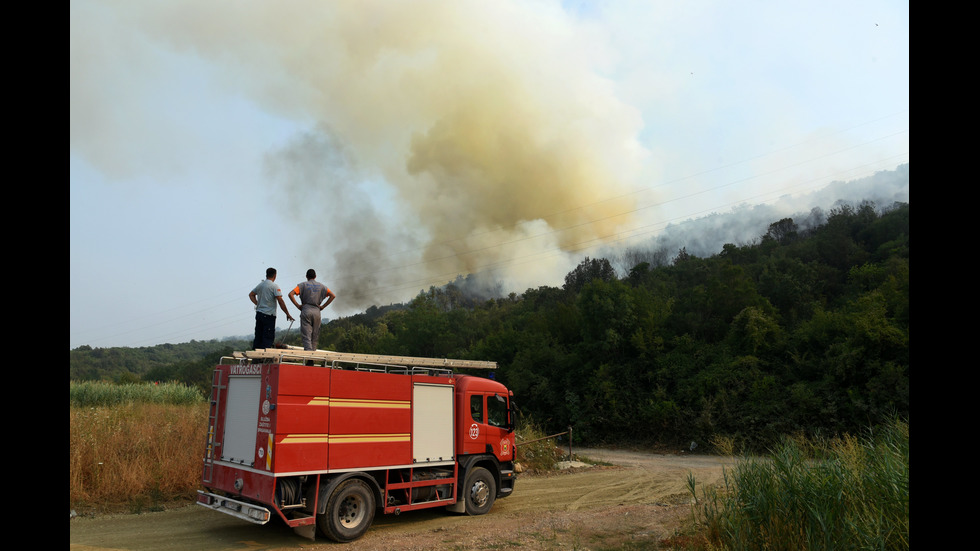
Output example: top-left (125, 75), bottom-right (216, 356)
top-left (463, 466), bottom-right (496, 515)
top-left (319, 479), bottom-right (376, 542)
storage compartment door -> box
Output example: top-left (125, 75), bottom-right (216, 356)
top-left (221, 375), bottom-right (261, 465)
top-left (412, 383), bottom-right (454, 464)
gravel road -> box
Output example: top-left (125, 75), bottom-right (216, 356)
top-left (70, 448), bottom-right (731, 550)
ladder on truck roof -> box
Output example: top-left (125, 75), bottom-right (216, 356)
top-left (228, 346), bottom-right (497, 371)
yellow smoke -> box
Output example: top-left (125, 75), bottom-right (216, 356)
top-left (73, 0), bottom-right (649, 305)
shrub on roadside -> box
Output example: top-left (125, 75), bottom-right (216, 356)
top-left (514, 420), bottom-right (569, 472)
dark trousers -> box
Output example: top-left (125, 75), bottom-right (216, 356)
top-left (254, 312), bottom-right (276, 349)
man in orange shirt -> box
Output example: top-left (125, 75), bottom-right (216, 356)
top-left (288, 269), bottom-right (336, 351)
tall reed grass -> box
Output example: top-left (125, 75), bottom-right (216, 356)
top-left (70, 403), bottom-right (208, 511)
top-left (689, 419), bottom-right (909, 550)
top-left (70, 381), bottom-right (204, 407)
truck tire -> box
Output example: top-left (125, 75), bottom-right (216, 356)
top-left (463, 466), bottom-right (496, 515)
top-left (318, 479), bottom-right (376, 542)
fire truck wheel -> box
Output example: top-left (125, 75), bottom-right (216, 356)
top-left (463, 467), bottom-right (496, 515)
top-left (319, 479), bottom-right (376, 542)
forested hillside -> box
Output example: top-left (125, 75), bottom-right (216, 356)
top-left (70, 201), bottom-right (908, 447)
top-left (320, 201), bottom-right (909, 447)
top-left (70, 339), bottom-right (250, 395)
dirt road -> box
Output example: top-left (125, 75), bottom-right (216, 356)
top-left (70, 449), bottom-right (731, 550)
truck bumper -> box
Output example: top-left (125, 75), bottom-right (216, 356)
top-left (197, 490), bottom-right (271, 525)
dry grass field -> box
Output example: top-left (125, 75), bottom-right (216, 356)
top-left (70, 403), bottom-right (208, 511)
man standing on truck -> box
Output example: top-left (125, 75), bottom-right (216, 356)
top-left (288, 269), bottom-right (336, 350)
top-left (249, 267), bottom-right (294, 349)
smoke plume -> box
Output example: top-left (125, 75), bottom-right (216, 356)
top-left (81, 1), bottom-right (648, 309)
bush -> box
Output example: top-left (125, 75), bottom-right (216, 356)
top-left (514, 419), bottom-right (569, 472)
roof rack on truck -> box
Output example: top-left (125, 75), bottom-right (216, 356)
top-left (223, 346), bottom-right (497, 374)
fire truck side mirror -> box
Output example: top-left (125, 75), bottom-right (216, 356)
top-left (497, 394), bottom-right (516, 433)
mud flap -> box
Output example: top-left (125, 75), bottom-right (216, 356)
top-left (293, 524), bottom-right (316, 541)
top-left (445, 500), bottom-right (465, 513)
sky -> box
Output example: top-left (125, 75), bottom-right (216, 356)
top-left (69, 0), bottom-right (909, 349)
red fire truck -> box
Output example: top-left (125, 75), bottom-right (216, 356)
top-left (196, 348), bottom-right (516, 542)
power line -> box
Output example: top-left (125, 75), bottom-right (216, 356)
top-left (72, 113), bottom-right (908, 348)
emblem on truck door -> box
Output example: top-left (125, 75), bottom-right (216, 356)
top-left (469, 423), bottom-right (480, 439)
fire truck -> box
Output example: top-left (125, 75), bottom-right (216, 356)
top-left (196, 347), bottom-right (516, 542)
